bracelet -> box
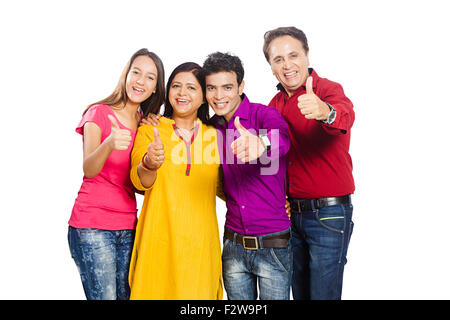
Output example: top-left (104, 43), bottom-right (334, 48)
top-left (141, 152), bottom-right (160, 171)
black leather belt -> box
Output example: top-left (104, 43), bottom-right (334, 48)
top-left (224, 228), bottom-right (290, 250)
top-left (289, 195), bottom-right (351, 213)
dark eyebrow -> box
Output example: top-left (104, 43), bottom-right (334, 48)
top-left (131, 66), bottom-right (156, 77)
top-left (172, 81), bottom-right (198, 87)
top-left (271, 50), bottom-right (299, 61)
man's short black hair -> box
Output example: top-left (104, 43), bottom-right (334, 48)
top-left (202, 52), bottom-right (244, 85)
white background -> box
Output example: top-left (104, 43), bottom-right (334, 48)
top-left (1, 0), bottom-right (449, 299)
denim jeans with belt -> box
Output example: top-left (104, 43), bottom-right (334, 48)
top-left (68, 226), bottom-right (135, 300)
top-left (222, 227), bottom-right (292, 300)
top-left (290, 202), bottom-right (354, 300)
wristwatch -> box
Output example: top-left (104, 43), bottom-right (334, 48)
top-left (322, 103), bottom-right (336, 125)
top-left (258, 134), bottom-right (271, 152)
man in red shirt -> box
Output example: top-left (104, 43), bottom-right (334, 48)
top-left (263, 26), bottom-right (355, 300)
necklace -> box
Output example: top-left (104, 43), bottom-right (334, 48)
top-left (175, 124), bottom-right (197, 142)
top-left (175, 125), bottom-right (195, 132)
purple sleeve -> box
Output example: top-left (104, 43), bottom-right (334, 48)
top-left (261, 107), bottom-right (290, 159)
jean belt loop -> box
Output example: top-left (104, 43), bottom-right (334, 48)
top-left (233, 231), bottom-right (237, 244)
top-left (258, 236), bottom-right (264, 249)
top-left (310, 199), bottom-right (316, 211)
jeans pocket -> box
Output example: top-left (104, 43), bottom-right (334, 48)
top-left (269, 245), bottom-right (292, 275)
top-left (314, 206), bottom-right (346, 234)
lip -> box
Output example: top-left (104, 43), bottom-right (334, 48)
top-left (132, 86), bottom-right (145, 94)
top-left (176, 98), bottom-right (190, 106)
top-left (284, 71), bottom-right (298, 79)
top-left (213, 101), bottom-right (228, 109)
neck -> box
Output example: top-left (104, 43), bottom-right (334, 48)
top-left (173, 113), bottom-right (197, 130)
top-left (122, 101), bottom-right (140, 115)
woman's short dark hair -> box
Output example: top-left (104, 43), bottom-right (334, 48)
top-left (163, 62), bottom-right (210, 124)
top-left (202, 52), bottom-right (244, 86)
top-left (263, 26), bottom-right (309, 62)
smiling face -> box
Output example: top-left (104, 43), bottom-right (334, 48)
top-left (168, 71), bottom-right (204, 118)
top-left (205, 71), bottom-right (244, 122)
top-left (268, 35), bottom-right (310, 97)
top-left (125, 55), bottom-right (158, 105)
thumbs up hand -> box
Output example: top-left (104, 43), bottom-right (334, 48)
top-left (106, 115), bottom-right (132, 150)
top-left (230, 117), bottom-right (265, 163)
top-left (297, 76), bottom-right (330, 121)
top-left (142, 127), bottom-right (165, 170)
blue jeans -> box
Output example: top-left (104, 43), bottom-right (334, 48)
top-left (290, 202), bottom-right (354, 300)
top-left (68, 226), bottom-right (135, 300)
top-left (222, 228), bottom-right (292, 300)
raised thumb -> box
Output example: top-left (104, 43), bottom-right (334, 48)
top-left (234, 117), bottom-right (248, 135)
top-left (108, 114), bottom-right (120, 129)
top-left (306, 76), bottom-right (313, 94)
top-left (153, 127), bottom-right (162, 144)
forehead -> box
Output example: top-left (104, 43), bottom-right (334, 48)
top-left (131, 55), bottom-right (157, 73)
top-left (205, 71), bottom-right (238, 85)
top-left (268, 35), bottom-right (306, 57)
top-left (172, 71), bottom-right (200, 85)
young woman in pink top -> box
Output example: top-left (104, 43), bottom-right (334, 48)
top-left (68, 48), bottom-right (165, 300)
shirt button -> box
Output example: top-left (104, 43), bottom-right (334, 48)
top-left (242, 205), bottom-right (245, 209)
top-left (289, 183), bottom-right (293, 186)
top-left (288, 161), bottom-right (292, 165)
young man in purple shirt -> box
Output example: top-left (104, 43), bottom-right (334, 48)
top-left (203, 52), bottom-right (292, 300)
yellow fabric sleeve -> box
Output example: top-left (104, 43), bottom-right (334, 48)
top-left (130, 125), bottom-right (155, 191)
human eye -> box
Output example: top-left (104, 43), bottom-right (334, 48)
top-left (273, 57), bottom-right (282, 64)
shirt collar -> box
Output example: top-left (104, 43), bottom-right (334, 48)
top-left (276, 68), bottom-right (319, 95)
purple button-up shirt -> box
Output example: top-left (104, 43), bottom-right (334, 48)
top-left (212, 95), bottom-right (291, 236)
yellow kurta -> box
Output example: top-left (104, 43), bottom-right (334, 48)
top-left (129, 117), bottom-right (223, 300)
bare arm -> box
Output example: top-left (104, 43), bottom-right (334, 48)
top-left (82, 115), bottom-right (132, 178)
top-left (82, 122), bottom-right (113, 178)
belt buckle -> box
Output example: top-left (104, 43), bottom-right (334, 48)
top-left (242, 236), bottom-right (259, 250)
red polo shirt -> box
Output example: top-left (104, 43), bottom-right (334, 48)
top-left (269, 68), bottom-right (355, 199)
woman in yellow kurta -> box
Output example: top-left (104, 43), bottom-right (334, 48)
top-left (128, 62), bottom-right (223, 299)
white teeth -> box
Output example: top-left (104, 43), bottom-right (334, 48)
top-left (134, 87), bottom-right (144, 92)
top-left (285, 71), bottom-right (297, 77)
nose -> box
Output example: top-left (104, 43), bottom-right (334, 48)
top-left (136, 75), bottom-right (144, 85)
top-left (214, 87), bottom-right (224, 100)
top-left (283, 58), bottom-right (292, 69)
top-left (177, 85), bottom-right (188, 97)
